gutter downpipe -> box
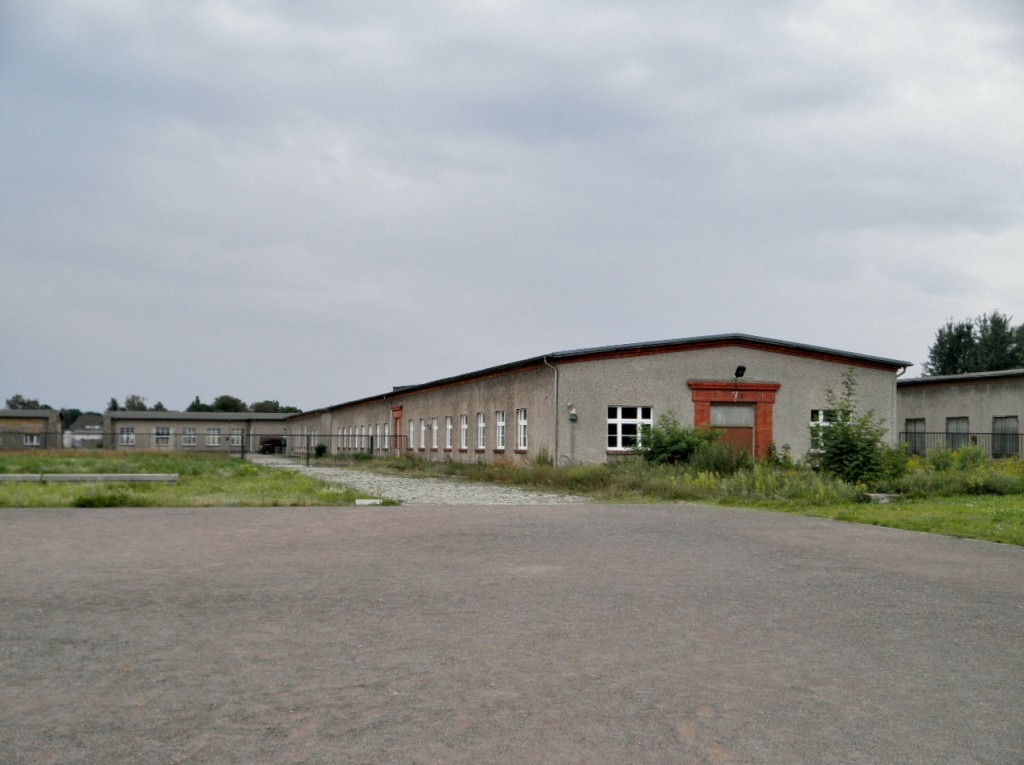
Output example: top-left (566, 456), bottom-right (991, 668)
top-left (543, 356), bottom-right (559, 465)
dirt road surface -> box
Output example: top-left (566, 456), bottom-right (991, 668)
top-left (2, 504), bottom-right (1022, 764)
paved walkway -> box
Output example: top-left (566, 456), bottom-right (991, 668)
top-left (264, 460), bottom-right (586, 505)
top-left (3, 504), bottom-right (1022, 764)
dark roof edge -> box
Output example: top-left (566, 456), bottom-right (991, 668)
top-left (296, 333), bottom-right (913, 416)
top-left (104, 411), bottom-right (292, 420)
top-left (898, 368), bottom-right (1024, 386)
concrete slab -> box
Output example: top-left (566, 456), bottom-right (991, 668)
top-left (1, 504), bottom-right (1021, 764)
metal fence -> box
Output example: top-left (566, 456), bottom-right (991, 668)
top-left (0, 431), bottom-right (409, 466)
top-left (898, 431), bottom-right (1022, 458)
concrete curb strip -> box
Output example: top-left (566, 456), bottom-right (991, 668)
top-left (0, 473), bottom-right (179, 483)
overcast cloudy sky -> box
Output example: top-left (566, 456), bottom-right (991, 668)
top-left (2, 0), bottom-right (1022, 413)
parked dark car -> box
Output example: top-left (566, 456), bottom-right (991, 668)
top-left (258, 437), bottom-right (287, 454)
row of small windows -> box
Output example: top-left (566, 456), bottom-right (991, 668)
top-left (407, 410), bottom-right (529, 451)
top-left (903, 416), bottom-right (1020, 457)
top-left (117, 427), bottom-right (243, 447)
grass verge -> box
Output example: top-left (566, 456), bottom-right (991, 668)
top-left (358, 455), bottom-right (1024, 546)
top-left (0, 452), bottom-right (378, 508)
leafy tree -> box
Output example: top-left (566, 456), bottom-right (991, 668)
top-left (5, 394), bottom-right (43, 409)
top-left (186, 396), bottom-right (212, 412)
top-left (106, 398), bottom-right (120, 412)
top-left (250, 399), bottom-right (302, 413)
top-left (923, 311), bottom-right (1024, 375)
top-left (813, 369), bottom-right (887, 485)
top-left (151, 401), bottom-right (167, 412)
top-left (210, 394), bottom-right (247, 412)
top-left (250, 399), bottom-right (282, 413)
top-left (124, 394), bottom-right (148, 411)
top-left (61, 408), bottom-right (82, 429)
top-left (975, 312), bottom-right (1021, 371)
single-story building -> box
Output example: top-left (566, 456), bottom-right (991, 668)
top-left (897, 368), bottom-right (1024, 457)
top-left (286, 333), bottom-right (911, 465)
top-left (102, 411), bottom-right (291, 453)
top-left (0, 409), bottom-right (62, 450)
top-left (63, 413), bottom-right (104, 449)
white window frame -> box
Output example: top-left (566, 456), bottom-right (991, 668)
top-left (476, 412), bottom-right (486, 450)
top-left (460, 414), bottom-right (469, 450)
top-left (155, 426), bottom-right (171, 446)
top-left (810, 409), bottom-right (836, 453)
top-left (119, 427), bottom-right (135, 446)
top-left (230, 428), bottom-right (244, 447)
top-left (431, 417), bottom-right (439, 449)
top-left (607, 406), bottom-right (653, 451)
top-left (420, 419), bottom-right (427, 450)
top-left (182, 427), bottom-right (197, 447)
top-left (409, 420), bottom-right (415, 450)
top-left (495, 410), bottom-right (506, 450)
top-left (516, 408), bottom-right (528, 451)
top-left (445, 416), bottom-right (453, 450)
top-left (23, 434), bottom-right (41, 447)
top-left (207, 428), bottom-right (221, 447)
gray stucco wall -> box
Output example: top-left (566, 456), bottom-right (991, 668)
top-left (557, 346), bottom-right (899, 464)
top-left (310, 345), bottom-right (900, 465)
top-left (897, 377), bottom-right (1024, 432)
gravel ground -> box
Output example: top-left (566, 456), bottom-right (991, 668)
top-left (2, 503), bottom-right (1022, 764)
top-left (264, 460), bottom-right (586, 505)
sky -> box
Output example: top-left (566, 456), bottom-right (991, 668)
top-left (2, 0), bottom-right (1022, 413)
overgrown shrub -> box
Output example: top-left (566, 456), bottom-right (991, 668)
top-left (635, 413), bottom-right (720, 465)
top-left (813, 369), bottom-right (887, 485)
top-left (688, 440), bottom-right (753, 475)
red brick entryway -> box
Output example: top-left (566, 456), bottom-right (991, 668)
top-left (391, 406), bottom-right (403, 457)
top-left (688, 381), bottom-right (781, 459)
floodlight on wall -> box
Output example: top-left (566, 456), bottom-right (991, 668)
top-left (734, 365), bottom-right (746, 379)
top-left (568, 403), bottom-right (577, 422)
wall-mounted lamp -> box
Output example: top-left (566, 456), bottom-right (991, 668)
top-left (568, 403), bottom-right (578, 423)
top-left (734, 365), bottom-right (746, 379)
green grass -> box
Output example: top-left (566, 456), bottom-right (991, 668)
top-left (358, 455), bottom-right (1024, 545)
top-left (761, 495), bottom-right (1024, 546)
top-left (0, 452), bottom-right (376, 508)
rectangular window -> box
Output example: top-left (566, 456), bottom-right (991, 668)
top-left (207, 428), bottom-right (221, 446)
top-left (607, 406), bottom-right (653, 450)
top-left (183, 427), bottom-right (197, 447)
top-left (945, 417), bottom-right (969, 451)
top-left (904, 418), bottom-right (926, 455)
top-left (993, 416), bottom-right (1019, 458)
top-left (23, 434), bottom-right (40, 447)
top-left (810, 409), bottom-right (837, 453)
top-left (119, 427), bottom-right (135, 446)
top-left (409, 420), bottom-right (415, 450)
top-left (460, 414), bottom-right (469, 450)
top-left (476, 412), bottom-right (486, 450)
top-left (230, 428), bottom-right (244, 447)
top-left (431, 417), bottom-right (439, 449)
top-left (516, 408), bottom-right (528, 451)
top-left (495, 410), bottom-right (506, 450)
top-left (420, 419), bottom-right (427, 450)
top-left (445, 416), bottom-right (453, 450)
top-left (384, 422), bottom-right (391, 452)
top-left (155, 427), bottom-right (170, 446)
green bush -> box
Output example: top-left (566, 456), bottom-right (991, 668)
top-left (688, 440), bottom-right (753, 475)
top-left (635, 413), bottom-right (720, 465)
top-left (955, 445), bottom-right (988, 472)
top-left (813, 369), bottom-right (887, 485)
top-left (927, 448), bottom-right (955, 471)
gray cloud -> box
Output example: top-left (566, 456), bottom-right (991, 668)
top-left (2, 0), bottom-right (1022, 411)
